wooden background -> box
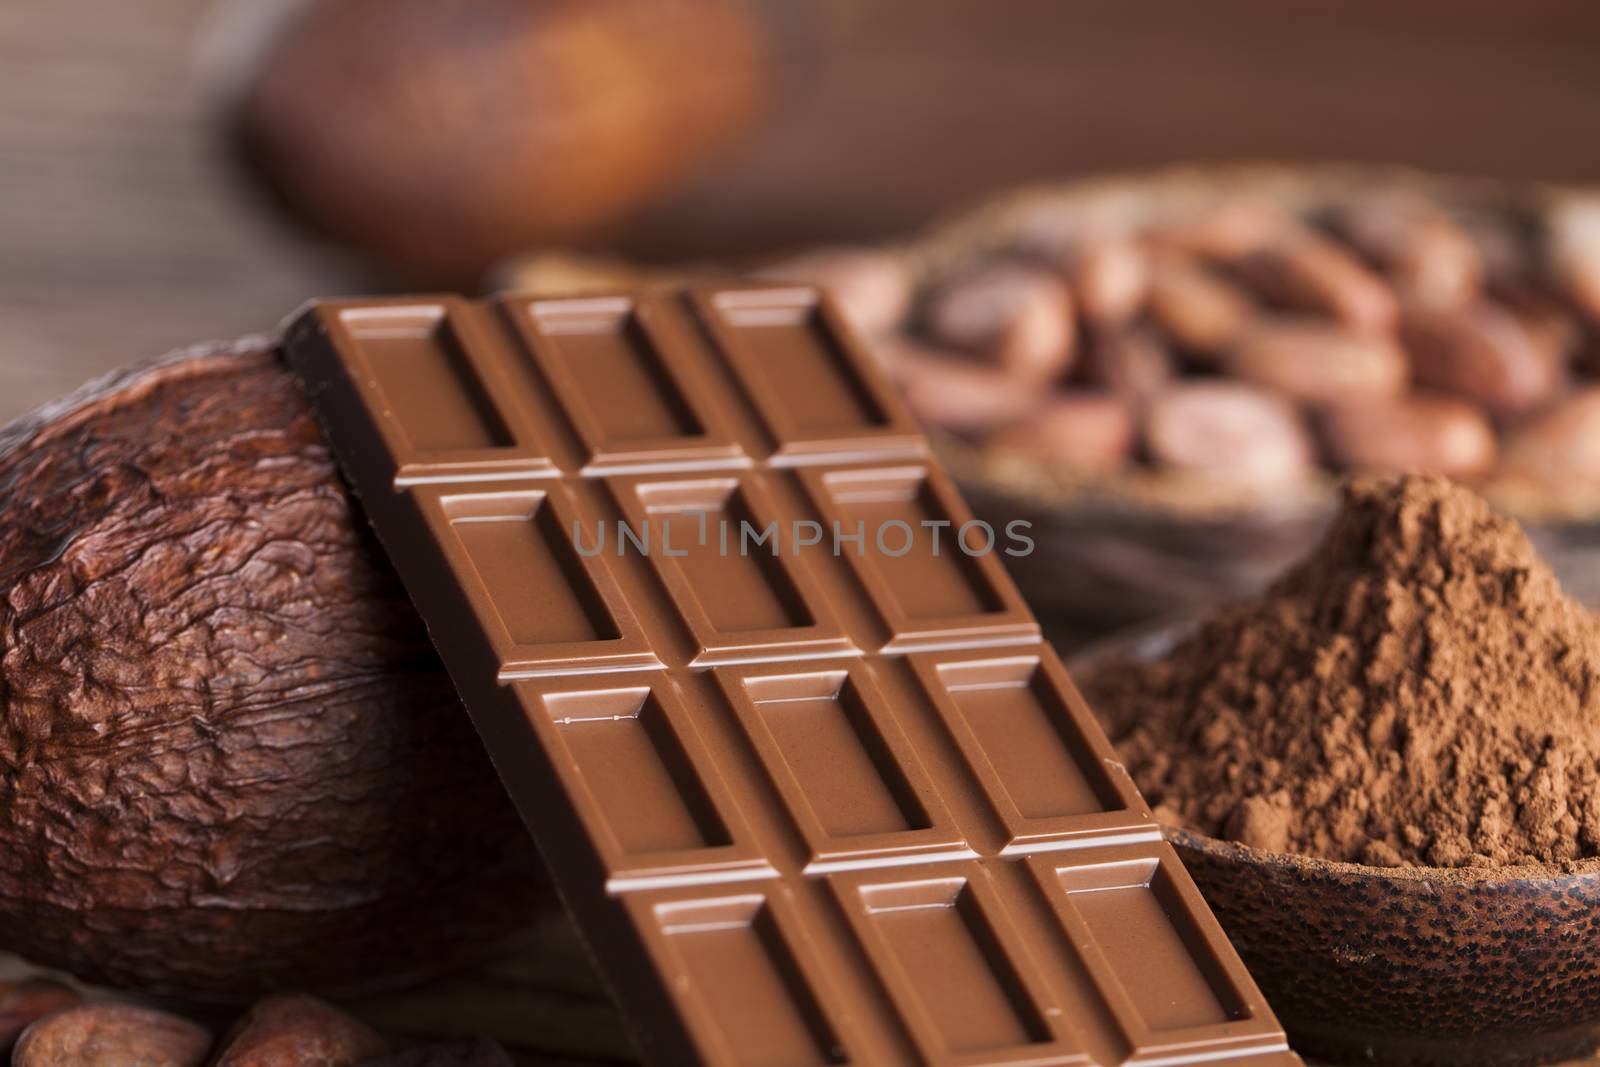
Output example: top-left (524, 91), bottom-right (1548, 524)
top-left (5, 0), bottom-right (1600, 425)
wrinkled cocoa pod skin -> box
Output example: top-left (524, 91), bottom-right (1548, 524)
top-left (0, 340), bottom-right (549, 999)
top-left (210, 994), bottom-right (389, 1065)
top-left (12, 1003), bottom-right (211, 1067)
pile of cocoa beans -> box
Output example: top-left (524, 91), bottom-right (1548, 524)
top-left (0, 979), bottom-right (517, 1067)
top-left (763, 182), bottom-right (1600, 503)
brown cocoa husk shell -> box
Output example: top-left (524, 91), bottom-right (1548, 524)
top-left (0, 338), bottom-right (551, 1000)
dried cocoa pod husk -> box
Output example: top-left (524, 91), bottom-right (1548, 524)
top-left (12, 1004), bottom-right (210, 1067)
top-left (232, 0), bottom-right (772, 277)
top-left (0, 340), bottom-right (550, 999)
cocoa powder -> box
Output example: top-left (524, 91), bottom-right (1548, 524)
top-left (1083, 474), bottom-right (1600, 869)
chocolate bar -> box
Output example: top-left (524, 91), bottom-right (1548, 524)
top-left (285, 287), bottom-right (1300, 1066)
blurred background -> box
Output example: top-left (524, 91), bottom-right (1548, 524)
top-left (6, 0), bottom-right (1600, 420)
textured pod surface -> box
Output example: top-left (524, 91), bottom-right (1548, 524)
top-left (0, 340), bottom-right (548, 998)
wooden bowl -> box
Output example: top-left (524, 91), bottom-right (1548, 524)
top-left (970, 458), bottom-right (1600, 650)
top-left (914, 165), bottom-right (1600, 644)
top-left (1069, 622), bottom-right (1600, 1066)
top-left (1170, 830), bottom-right (1600, 1066)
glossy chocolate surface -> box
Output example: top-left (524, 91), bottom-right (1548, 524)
top-left (286, 286), bottom-right (1299, 1066)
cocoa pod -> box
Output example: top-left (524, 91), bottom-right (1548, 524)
top-left (888, 341), bottom-right (1041, 434)
top-left (987, 392), bottom-right (1135, 474)
top-left (0, 342), bottom-right (550, 998)
top-left (1080, 326), bottom-right (1175, 400)
top-left (1500, 387), bottom-right (1600, 491)
top-left (924, 263), bottom-right (1076, 382)
top-left (759, 247), bottom-right (909, 338)
top-left (1225, 319), bottom-right (1408, 405)
top-left (232, 0), bottom-right (772, 277)
top-left (1144, 382), bottom-right (1314, 488)
top-left (0, 979), bottom-right (81, 1052)
top-left (209, 995), bottom-right (388, 1066)
top-left (1233, 229), bottom-right (1398, 332)
top-left (1330, 194), bottom-right (1483, 310)
top-left (1066, 237), bottom-right (1150, 326)
top-left (1145, 255), bottom-right (1254, 361)
top-left (356, 1037), bottom-right (516, 1066)
top-left (1319, 395), bottom-right (1497, 478)
top-left (12, 1003), bottom-right (211, 1067)
top-left (1401, 300), bottom-right (1566, 416)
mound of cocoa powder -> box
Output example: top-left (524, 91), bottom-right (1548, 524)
top-left (1082, 473), bottom-right (1600, 869)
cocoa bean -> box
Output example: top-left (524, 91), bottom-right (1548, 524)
top-left (759, 247), bottom-right (910, 338)
top-left (1080, 325), bottom-right (1174, 400)
top-left (0, 980), bottom-right (80, 1052)
top-left (1331, 194), bottom-right (1483, 310)
top-left (924, 263), bottom-right (1076, 382)
top-left (1500, 387), bottom-right (1600, 490)
top-left (1226, 319), bottom-right (1408, 405)
top-left (987, 392), bottom-right (1136, 474)
top-left (888, 342), bottom-right (1041, 434)
top-left (1144, 382), bottom-right (1314, 488)
top-left (1464, 214), bottom-right (1535, 289)
top-left (1149, 199), bottom-right (1291, 260)
top-left (356, 1037), bottom-right (514, 1066)
top-left (1549, 200), bottom-right (1600, 322)
top-left (1066, 237), bottom-right (1150, 326)
top-left (1319, 395), bottom-right (1497, 478)
top-left (1146, 255), bottom-right (1254, 361)
top-left (1233, 230), bottom-right (1398, 332)
top-left (1401, 300), bottom-right (1565, 416)
top-left (1495, 283), bottom-right (1584, 366)
top-left (13, 1003), bottom-right (210, 1067)
top-left (210, 995), bottom-right (388, 1067)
